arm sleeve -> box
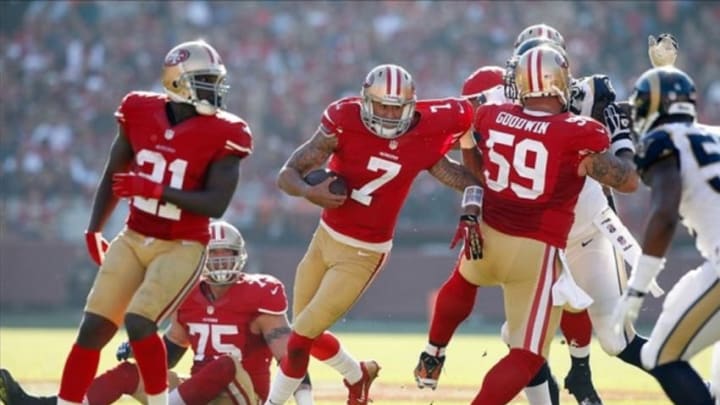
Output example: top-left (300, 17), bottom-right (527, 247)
top-left (219, 122), bottom-right (253, 159)
top-left (258, 277), bottom-right (289, 315)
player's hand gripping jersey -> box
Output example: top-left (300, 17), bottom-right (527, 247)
top-left (474, 103), bottom-right (610, 247)
top-left (116, 91), bottom-right (253, 243)
top-left (319, 96), bottom-right (473, 246)
top-left (175, 273), bottom-right (287, 400)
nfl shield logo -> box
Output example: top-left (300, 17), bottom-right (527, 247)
top-left (207, 306), bottom-right (215, 315)
top-left (164, 129), bottom-right (174, 140)
top-left (389, 140), bottom-right (398, 150)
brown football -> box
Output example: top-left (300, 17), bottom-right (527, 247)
top-left (303, 169), bottom-right (348, 196)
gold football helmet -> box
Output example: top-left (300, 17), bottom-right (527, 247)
top-left (360, 64), bottom-right (417, 139)
top-left (513, 45), bottom-right (571, 108)
top-left (513, 23), bottom-right (566, 51)
top-left (204, 220), bottom-right (248, 285)
top-left (161, 40), bottom-right (228, 115)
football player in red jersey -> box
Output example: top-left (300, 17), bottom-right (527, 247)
top-left (439, 46), bottom-right (638, 405)
top-left (263, 64), bottom-right (482, 405)
top-left (57, 40), bottom-right (253, 405)
top-left (0, 221), bottom-right (312, 405)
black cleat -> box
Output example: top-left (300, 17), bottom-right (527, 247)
top-left (564, 363), bottom-right (603, 405)
top-left (0, 369), bottom-right (23, 405)
top-left (414, 352), bottom-right (445, 390)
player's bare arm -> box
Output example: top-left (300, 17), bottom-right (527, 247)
top-left (640, 156), bottom-right (682, 257)
top-left (428, 155), bottom-right (482, 192)
top-left (161, 155), bottom-right (241, 218)
top-left (87, 126), bottom-right (134, 232)
top-left (277, 129), bottom-right (346, 208)
top-left (254, 313), bottom-right (293, 361)
top-left (579, 150), bottom-right (639, 193)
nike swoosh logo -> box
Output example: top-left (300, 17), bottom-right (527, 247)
top-left (581, 238), bottom-right (593, 247)
top-left (270, 287), bottom-right (279, 295)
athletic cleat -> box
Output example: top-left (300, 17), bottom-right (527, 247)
top-left (0, 369), bottom-right (25, 405)
top-left (344, 360), bottom-right (380, 405)
top-left (414, 352), bottom-right (445, 390)
top-left (564, 364), bottom-right (603, 405)
top-left (548, 374), bottom-right (560, 405)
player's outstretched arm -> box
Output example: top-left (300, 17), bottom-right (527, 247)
top-left (428, 155), bottom-right (482, 192)
top-left (579, 151), bottom-right (639, 193)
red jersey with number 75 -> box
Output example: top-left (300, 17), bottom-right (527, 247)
top-left (473, 103), bottom-right (609, 248)
top-left (176, 274), bottom-right (287, 401)
top-left (319, 96), bottom-right (473, 249)
top-left (115, 91), bottom-right (253, 244)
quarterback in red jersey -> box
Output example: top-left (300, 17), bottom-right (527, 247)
top-left (448, 46), bottom-right (637, 405)
top-left (0, 221), bottom-right (312, 405)
top-left (57, 40), bottom-right (253, 405)
top-left (264, 64), bottom-right (481, 405)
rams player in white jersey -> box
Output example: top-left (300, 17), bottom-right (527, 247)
top-left (612, 66), bottom-right (719, 405)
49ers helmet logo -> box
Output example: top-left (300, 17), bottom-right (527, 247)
top-left (164, 49), bottom-right (190, 66)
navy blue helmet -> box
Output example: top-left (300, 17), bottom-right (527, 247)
top-left (629, 67), bottom-right (696, 135)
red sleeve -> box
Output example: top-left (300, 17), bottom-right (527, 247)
top-left (218, 120), bottom-right (253, 160)
top-left (257, 276), bottom-right (288, 315)
top-left (319, 99), bottom-right (345, 137)
top-left (456, 98), bottom-right (474, 137)
top-left (472, 103), bottom-right (494, 145)
top-left (114, 92), bottom-right (138, 125)
top-left (569, 117), bottom-right (610, 156)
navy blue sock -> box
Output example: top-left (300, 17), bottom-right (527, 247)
top-left (617, 335), bottom-right (647, 369)
top-left (650, 361), bottom-right (714, 405)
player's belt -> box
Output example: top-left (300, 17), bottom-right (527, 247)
top-left (592, 207), bottom-right (664, 297)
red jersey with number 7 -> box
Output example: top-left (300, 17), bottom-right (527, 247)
top-left (318, 96), bottom-right (473, 249)
top-left (473, 103), bottom-right (609, 248)
top-left (115, 91), bottom-right (252, 244)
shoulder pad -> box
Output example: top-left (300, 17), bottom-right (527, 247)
top-left (634, 129), bottom-right (678, 174)
top-left (321, 97), bottom-right (361, 135)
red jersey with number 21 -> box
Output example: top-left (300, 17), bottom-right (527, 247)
top-left (474, 103), bottom-right (609, 248)
top-left (319, 96), bottom-right (473, 245)
top-left (115, 91), bottom-right (253, 244)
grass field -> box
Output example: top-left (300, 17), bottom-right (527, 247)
top-left (0, 327), bottom-right (713, 404)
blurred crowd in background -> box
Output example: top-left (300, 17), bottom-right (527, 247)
top-left (2, 0), bottom-right (719, 246)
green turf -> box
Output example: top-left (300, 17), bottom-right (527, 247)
top-left (0, 327), bottom-right (713, 404)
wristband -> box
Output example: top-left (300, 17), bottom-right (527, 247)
top-left (461, 186), bottom-right (484, 208)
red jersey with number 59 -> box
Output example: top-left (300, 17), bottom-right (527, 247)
top-left (176, 274), bottom-right (287, 401)
top-left (319, 96), bottom-right (473, 250)
top-left (474, 103), bottom-right (609, 248)
top-left (115, 91), bottom-right (253, 244)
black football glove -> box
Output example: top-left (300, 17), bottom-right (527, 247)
top-left (603, 102), bottom-right (634, 155)
top-left (116, 341), bottom-right (133, 361)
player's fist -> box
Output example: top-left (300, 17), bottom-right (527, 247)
top-left (112, 173), bottom-right (164, 199)
top-left (85, 231), bottom-right (109, 266)
top-left (450, 214), bottom-right (484, 260)
top-left (116, 341), bottom-right (133, 361)
top-left (648, 33), bottom-right (678, 67)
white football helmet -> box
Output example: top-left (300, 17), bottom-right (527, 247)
top-left (204, 220), bottom-right (248, 285)
top-left (513, 23), bottom-right (566, 51)
top-left (360, 64), bottom-right (416, 139)
top-left (161, 40), bottom-right (229, 115)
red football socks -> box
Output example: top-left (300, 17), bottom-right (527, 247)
top-left (560, 310), bottom-right (592, 348)
top-left (472, 348), bottom-right (546, 405)
top-left (310, 331), bottom-right (341, 361)
top-left (281, 332), bottom-right (315, 378)
top-left (130, 334), bottom-right (168, 395)
top-left (178, 356), bottom-right (237, 404)
top-left (428, 269), bottom-right (477, 346)
top-left (86, 361), bottom-right (140, 404)
top-left (58, 344), bottom-right (101, 402)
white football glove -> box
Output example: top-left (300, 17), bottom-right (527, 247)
top-left (612, 288), bottom-right (645, 335)
top-left (648, 33), bottom-right (678, 67)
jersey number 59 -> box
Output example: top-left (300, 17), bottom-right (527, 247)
top-left (485, 129), bottom-right (548, 200)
